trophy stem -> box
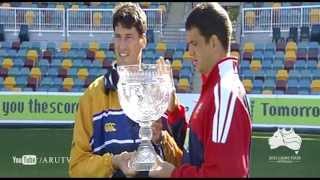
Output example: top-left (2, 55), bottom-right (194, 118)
top-left (128, 124), bottom-right (158, 171)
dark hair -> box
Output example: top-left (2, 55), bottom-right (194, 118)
top-left (112, 2), bottom-right (147, 36)
top-left (185, 2), bottom-right (232, 51)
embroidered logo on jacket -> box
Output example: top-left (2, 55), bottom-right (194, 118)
top-left (104, 122), bottom-right (116, 132)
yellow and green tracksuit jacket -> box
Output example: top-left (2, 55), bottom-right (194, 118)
top-left (68, 75), bottom-right (186, 177)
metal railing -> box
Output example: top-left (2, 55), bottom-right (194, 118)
top-left (242, 5), bottom-right (320, 36)
top-left (0, 7), bottom-right (65, 35)
top-left (66, 8), bottom-right (162, 36)
top-left (0, 7), bottom-right (163, 37)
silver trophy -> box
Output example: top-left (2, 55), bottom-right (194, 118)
top-left (117, 62), bottom-right (174, 171)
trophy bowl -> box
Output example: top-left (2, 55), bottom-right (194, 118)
top-left (117, 63), bottom-right (173, 171)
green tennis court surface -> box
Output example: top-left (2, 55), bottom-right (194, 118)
top-left (0, 128), bottom-right (319, 177)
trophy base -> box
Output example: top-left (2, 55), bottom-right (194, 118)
top-left (128, 140), bottom-right (158, 172)
top-left (129, 161), bottom-right (155, 172)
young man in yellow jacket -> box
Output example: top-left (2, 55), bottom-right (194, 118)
top-left (68, 2), bottom-right (187, 177)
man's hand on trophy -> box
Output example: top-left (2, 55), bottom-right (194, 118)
top-left (156, 56), bottom-right (171, 76)
top-left (149, 155), bottom-right (175, 178)
top-left (156, 56), bottom-right (179, 113)
top-left (112, 151), bottom-right (137, 177)
top-left (151, 119), bottom-right (163, 145)
top-left (167, 88), bottom-right (179, 112)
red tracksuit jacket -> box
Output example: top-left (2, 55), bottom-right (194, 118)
top-left (171, 57), bottom-right (252, 177)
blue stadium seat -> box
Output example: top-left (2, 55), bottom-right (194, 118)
top-left (106, 50), bottom-right (115, 60)
top-left (296, 48), bottom-right (307, 60)
top-left (1, 41), bottom-right (12, 49)
top-left (308, 41), bottom-right (319, 50)
top-left (254, 69), bottom-right (265, 81)
top-left (82, 60), bottom-right (93, 69)
top-left (252, 51), bottom-right (263, 61)
top-left (20, 41), bottom-right (32, 50)
top-left (300, 26), bottom-right (310, 42)
top-left (17, 49), bottom-right (27, 58)
top-left (264, 69), bottom-right (277, 80)
top-left (311, 91), bottom-right (320, 95)
top-left (46, 42), bottom-right (57, 53)
top-left (273, 27), bottom-right (282, 43)
top-left (253, 79), bottom-right (263, 91)
top-left (300, 69), bottom-right (313, 81)
top-left (51, 59), bottom-right (62, 68)
top-left (31, 41), bottom-right (41, 53)
top-left (294, 60), bottom-right (305, 71)
top-left (263, 51), bottom-right (274, 61)
top-left (0, 77), bottom-right (3, 88)
top-left (173, 51), bottom-right (184, 60)
top-left (287, 27), bottom-right (298, 43)
top-left (74, 78), bottom-right (85, 88)
top-left (143, 59), bottom-right (153, 64)
top-left (66, 50), bottom-right (78, 59)
top-left (71, 87), bottom-right (82, 92)
top-left (306, 60), bottom-right (317, 71)
top-left (297, 41), bottom-right (308, 51)
top-left (88, 68), bottom-right (102, 79)
top-left (40, 77), bottom-right (54, 89)
top-left (311, 24), bottom-right (320, 44)
top-left (312, 69), bottom-right (320, 80)
top-left (16, 76), bottom-right (28, 88)
top-left (68, 67), bottom-right (78, 78)
top-left (70, 41), bottom-right (81, 50)
top-left (143, 50), bottom-right (154, 59)
top-left (47, 67), bottom-right (59, 77)
top-left (54, 51), bottom-right (65, 59)
top-left (240, 60), bottom-right (250, 71)
top-left (175, 42), bottom-right (186, 52)
top-left (299, 79), bottom-right (311, 91)
top-left (0, 49), bottom-right (8, 58)
top-left (255, 43), bottom-right (265, 53)
top-left (100, 68), bottom-right (108, 75)
top-left (52, 77), bottom-right (63, 87)
top-left (37, 87), bottom-right (48, 92)
top-left (100, 42), bottom-right (108, 51)
top-left (7, 49), bottom-right (18, 58)
top-left (73, 59), bottom-right (84, 68)
top-left (274, 90), bottom-right (284, 94)
top-left (20, 67), bottom-right (30, 77)
top-left (166, 43), bottom-right (176, 52)
top-left (275, 51), bottom-right (285, 61)
top-left (39, 59), bottom-right (50, 72)
top-left (76, 49), bottom-right (87, 59)
top-left (250, 89), bottom-right (262, 94)
top-left (92, 60), bottom-right (102, 69)
top-left (179, 68), bottom-right (193, 82)
top-left (297, 89), bottom-right (309, 95)
top-left (23, 87), bottom-right (34, 91)
top-left (288, 70), bottom-right (300, 81)
top-left (241, 69), bottom-right (255, 81)
top-left (287, 79), bottom-right (298, 89)
top-left (261, 60), bottom-right (272, 70)
top-left (273, 59), bottom-right (284, 70)
top-left (308, 48), bottom-right (319, 61)
top-left (48, 87), bottom-right (59, 92)
top-left (182, 60), bottom-right (193, 72)
top-left (263, 79), bottom-right (275, 91)
top-left (14, 58), bottom-right (25, 67)
top-left (146, 43), bottom-right (156, 52)
top-left (7, 67), bottom-right (20, 77)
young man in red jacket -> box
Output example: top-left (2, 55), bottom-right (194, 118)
top-left (147, 2), bottom-right (252, 177)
